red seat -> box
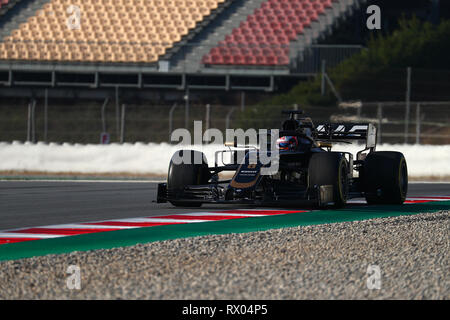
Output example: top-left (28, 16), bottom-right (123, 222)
top-left (266, 14), bottom-right (277, 23)
top-left (210, 47), bottom-right (220, 55)
top-left (251, 45), bottom-right (261, 53)
top-left (202, 54), bottom-right (212, 64)
top-left (273, 28), bottom-right (284, 37)
top-left (240, 21), bottom-right (250, 29)
top-left (277, 14), bottom-right (287, 24)
top-left (255, 34), bottom-right (266, 42)
top-left (230, 47), bottom-right (240, 55)
top-left (273, 8), bottom-right (284, 17)
top-left (232, 28), bottom-right (243, 36)
top-left (241, 27), bottom-right (253, 36)
top-left (247, 15), bottom-right (257, 23)
top-left (244, 34), bottom-right (255, 42)
top-left (255, 55), bottom-right (265, 65)
top-left (261, 2), bottom-right (270, 10)
top-left (312, 3), bottom-right (325, 15)
top-left (265, 55), bottom-right (277, 65)
top-left (240, 47), bottom-right (251, 55)
top-left (266, 35), bottom-right (278, 45)
top-left (256, 14), bottom-right (268, 23)
top-left (223, 54), bottom-right (233, 64)
top-left (258, 20), bottom-right (269, 29)
top-left (269, 1), bottom-right (280, 11)
top-left (233, 34), bottom-right (244, 42)
top-left (262, 28), bottom-right (274, 36)
top-left (261, 8), bottom-right (273, 16)
top-left (294, 9), bottom-right (306, 17)
top-left (302, 2), bottom-right (312, 10)
top-left (244, 55), bottom-right (256, 65)
top-left (284, 28), bottom-right (297, 40)
top-left (233, 54), bottom-right (245, 65)
top-left (279, 35), bottom-right (289, 44)
top-left (290, 2), bottom-right (301, 10)
top-left (246, 41), bottom-right (259, 49)
top-left (270, 21), bottom-right (281, 30)
top-left (211, 54), bottom-right (223, 64)
top-left (320, 0), bottom-right (333, 9)
top-left (252, 27), bottom-right (263, 35)
top-left (298, 15), bottom-right (311, 27)
top-left (277, 55), bottom-right (289, 65)
top-left (262, 48), bottom-right (274, 56)
top-left (306, 9), bottom-right (318, 21)
top-left (280, 21), bottom-right (292, 30)
top-left (280, 2), bottom-right (291, 11)
top-left (219, 47), bottom-right (230, 55)
top-left (248, 20), bottom-right (259, 29)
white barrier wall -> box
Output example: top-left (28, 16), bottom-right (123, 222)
top-left (0, 142), bottom-right (449, 178)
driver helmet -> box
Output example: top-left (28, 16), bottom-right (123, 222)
top-left (276, 136), bottom-right (298, 151)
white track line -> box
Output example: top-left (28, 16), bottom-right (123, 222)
top-left (90, 217), bottom-right (209, 224)
top-left (0, 233), bottom-right (63, 239)
top-left (178, 212), bottom-right (267, 217)
top-left (35, 224), bottom-right (137, 230)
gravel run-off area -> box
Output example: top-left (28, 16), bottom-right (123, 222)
top-left (0, 211), bottom-right (448, 300)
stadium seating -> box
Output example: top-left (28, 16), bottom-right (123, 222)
top-left (203, 0), bottom-right (338, 66)
top-left (0, 0), bottom-right (227, 63)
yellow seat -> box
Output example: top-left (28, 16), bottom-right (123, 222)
top-left (1, 0), bottom-right (225, 63)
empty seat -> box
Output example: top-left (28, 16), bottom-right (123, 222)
top-left (0, 0), bottom-right (226, 64)
top-left (203, 0), bottom-right (336, 66)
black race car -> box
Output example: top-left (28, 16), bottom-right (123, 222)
top-left (157, 110), bottom-right (408, 208)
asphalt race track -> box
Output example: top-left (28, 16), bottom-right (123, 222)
top-left (0, 180), bottom-right (448, 230)
top-left (0, 180), bottom-right (448, 299)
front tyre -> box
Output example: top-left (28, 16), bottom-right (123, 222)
top-left (167, 150), bottom-right (210, 207)
top-left (363, 151), bottom-right (408, 205)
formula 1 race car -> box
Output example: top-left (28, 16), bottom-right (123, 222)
top-left (157, 110), bottom-right (408, 208)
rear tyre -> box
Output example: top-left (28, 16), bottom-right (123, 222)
top-left (309, 152), bottom-right (349, 208)
top-left (363, 151), bottom-right (408, 205)
top-left (167, 150), bottom-right (210, 207)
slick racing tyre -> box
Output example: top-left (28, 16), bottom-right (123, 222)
top-left (363, 151), bottom-right (408, 205)
top-left (167, 150), bottom-right (210, 207)
top-left (309, 152), bottom-right (349, 208)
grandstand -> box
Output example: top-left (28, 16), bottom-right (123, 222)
top-left (0, 0), bottom-right (366, 91)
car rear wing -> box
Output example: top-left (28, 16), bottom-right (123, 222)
top-left (315, 123), bottom-right (377, 149)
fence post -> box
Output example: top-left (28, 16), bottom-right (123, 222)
top-left (31, 99), bottom-right (36, 143)
top-left (101, 97), bottom-right (109, 134)
top-left (205, 104), bottom-right (211, 131)
top-left (44, 89), bottom-right (48, 143)
top-left (241, 91), bottom-right (245, 112)
top-left (169, 103), bottom-right (178, 141)
top-left (226, 107), bottom-right (236, 130)
top-left (404, 67), bottom-right (412, 143)
top-left (120, 104), bottom-right (126, 144)
top-left (115, 86), bottom-right (120, 141)
top-left (415, 103), bottom-right (421, 145)
top-left (27, 101), bottom-right (32, 142)
top-left (377, 103), bottom-right (383, 144)
top-left (321, 60), bottom-right (326, 96)
top-left (184, 87), bottom-right (190, 129)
